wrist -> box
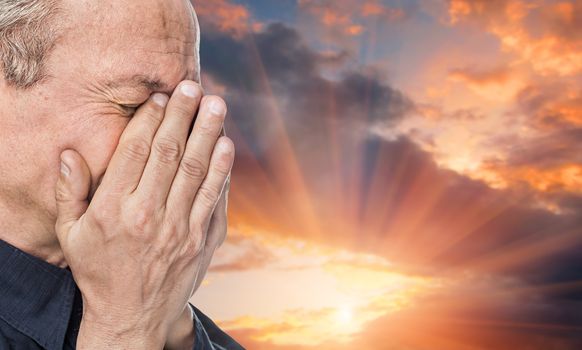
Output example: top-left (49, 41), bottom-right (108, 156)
top-left (77, 319), bottom-right (166, 350)
top-left (164, 304), bottom-right (196, 350)
top-left (78, 307), bottom-right (168, 350)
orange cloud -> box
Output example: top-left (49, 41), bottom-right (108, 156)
top-left (518, 83), bottom-right (582, 129)
top-left (436, 1), bottom-right (582, 202)
top-left (198, 230), bottom-right (438, 348)
top-left (209, 235), bottom-right (276, 272)
top-left (448, 64), bottom-right (525, 100)
top-left (193, 0), bottom-right (254, 37)
top-left (345, 25), bottom-right (364, 36)
top-left (214, 271), bottom-right (582, 349)
top-left (361, 2), bottom-right (405, 20)
top-left (217, 287), bottom-right (432, 347)
top-left (447, 0), bottom-right (582, 76)
top-left (483, 162), bottom-right (582, 195)
top-left (449, 65), bottom-right (512, 86)
top-left (298, 0), bottom-right (405, 37)
top-left (298, 0), bottom-right (363, 37)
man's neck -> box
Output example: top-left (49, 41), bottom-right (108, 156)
top-left (0, 198), bottom-right (67, 268)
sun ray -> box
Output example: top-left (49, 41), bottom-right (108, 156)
top-left (244, 30), bottom-right (323, 239)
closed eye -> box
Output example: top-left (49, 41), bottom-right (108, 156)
top-left (122, 103), bottom-right (141, 108)
top-left (118, 103), bottom-right (143, 117)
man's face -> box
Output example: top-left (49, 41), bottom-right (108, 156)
top-left (3, 0), bottom-right (200, 226)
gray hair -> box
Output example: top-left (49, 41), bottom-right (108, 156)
top-left (0, 0), bottom-right (61, 89)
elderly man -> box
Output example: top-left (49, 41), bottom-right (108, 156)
top-left (0, 0), bottom-right (243, 349)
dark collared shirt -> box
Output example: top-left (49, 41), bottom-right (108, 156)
top-left (0, 239), bottom-right (244, 350)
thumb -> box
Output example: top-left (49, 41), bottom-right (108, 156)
top-left (55, 149), bottom-right (92, 241)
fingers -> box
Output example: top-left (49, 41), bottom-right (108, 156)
top-left (165, 96), bottom-right (227, 216)
top-left (188, 136), bottom-right (235, 248)
top-left (55, 150), bottom-right (92, 241)
top-left (208, 176), bottom-right (229, 249)
top-left (193, 246), bottom-right (216, 293)
top-left (192, 185), bottom-right (230, 294)
top-left (97, 93), bottom-right (169, 196)
top-left (136, 82), bottom-right (203, 205)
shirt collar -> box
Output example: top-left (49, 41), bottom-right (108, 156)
top-left (0, 239), bottom-right (77, 350)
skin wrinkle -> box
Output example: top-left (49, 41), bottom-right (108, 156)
top-left (144, 30), bottom-right (198, 42)
top-left (140, 50), bottom-right (197, 57)
top-left (71, 84), bottom-right (138, 120)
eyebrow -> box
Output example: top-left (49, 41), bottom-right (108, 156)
top-left (105, 69), bottom-right (197, 95)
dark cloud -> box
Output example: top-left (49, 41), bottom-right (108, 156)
top-left (204, 22), bottom-right (413, 119)
top-left (352, 135), bottom-right (582, 291)
top-left (202, 23), bottom-right (318, 92)
top-left (555, 193), bottom-right (582, 213)
top-left (200, 23), bottom-right (414, 154)
top-left (499, 128), bottom-right (582, 168)
top-left (350, 295), bottom-right (582, 350)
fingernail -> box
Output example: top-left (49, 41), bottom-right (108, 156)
top-left (217, 138), bottom-right (233, 153)
top-left (180, 83), bottom-right (199, 98)
top-left (209, 99), bottom-right (226, 115)
top-left (60, 161), bottom-right (71, 177)
top-left (153, 93), bottom-right (168, 107)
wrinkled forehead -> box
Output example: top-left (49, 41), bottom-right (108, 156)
top-left (62, 0), bottom-right (200, 92)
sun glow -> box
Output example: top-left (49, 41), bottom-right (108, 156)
top-left (336, 305), bottom-right (353, 325)
top-left (196, 230), bottom-right (439, 347)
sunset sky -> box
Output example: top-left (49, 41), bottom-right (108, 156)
top-left (190, 1), bottom-right (582, 348)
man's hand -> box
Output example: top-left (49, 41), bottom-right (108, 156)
top-left (165, 172), bottom-right (231, 350)
top-left (54, 81), bottom-right (234, 349)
